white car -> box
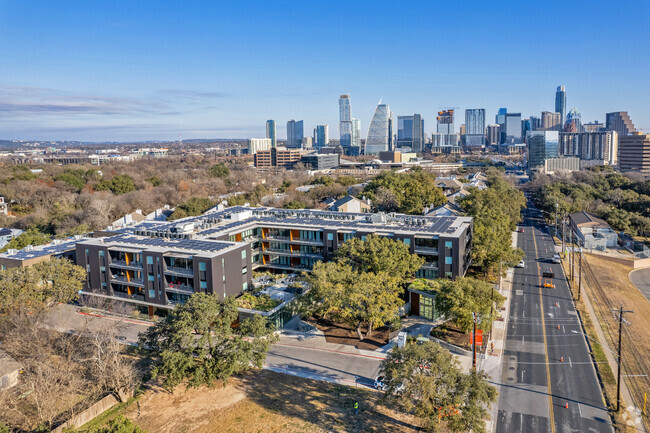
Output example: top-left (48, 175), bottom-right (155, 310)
top-left (516, 260), bottom-right (525, 268)
top-left (551, 255), bottom-right (561, 264)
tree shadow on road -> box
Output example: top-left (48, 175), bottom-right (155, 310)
top-left (235, 369), bottom-right (421, 432)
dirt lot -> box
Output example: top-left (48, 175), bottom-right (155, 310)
top-left (83, 370), bottom-right (423, 433)
top-left (430, 322), bottom-right (472, 350)
top-left (305, 316), bottom-right (392, 351)
top-left (581, 253), bottom-right (650, 430)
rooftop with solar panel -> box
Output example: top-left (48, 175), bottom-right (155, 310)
top-left (112, 205), bottom-right (472, 241)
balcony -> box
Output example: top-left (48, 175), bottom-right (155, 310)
top-left (164, 266), bottom-right (194, 277)
top-left (264, 236), bottom-right (323, 245)
top-left (111, 276), bottom-right (144, 287)
top-left (113, 291), bottom-right (145, 302)
top-left (109, 260), bottom-right (143, 269)
top-left (262, 262), bottom-right (311, 272)
top-left (264, 248), bottom-right (323, 259)
top-left (166, 283), bottom-right (194, 294)
top-left (415, 247), bottom-right (439, 256)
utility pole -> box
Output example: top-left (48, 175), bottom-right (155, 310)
top-left (472, 313), bottom-right (477, 369)
top-left (613, 305), bottom-right (634, 412)
top-left (555, 203), bottom-right (558, 239)
top-left (578, 246), bottom-right (582, 301)
top-left (562, 217), bottom-right (566, 258)
top-left (569, 227), bottom-right (576, 285)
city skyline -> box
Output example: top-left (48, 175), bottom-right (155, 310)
top-left (1, 0), bottom-right (649, 141)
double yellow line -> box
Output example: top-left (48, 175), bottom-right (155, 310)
top-left (532, 228), bottom-right (556, 432)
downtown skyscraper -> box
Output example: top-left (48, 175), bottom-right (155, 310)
top-left (286, 120), bottom-right (303, 149)
top-left (555, 85), bottom-right (566, 125)
top-left (397, 114), bottom-right (423, 152)
top-left (315, 124), bottom-right (329, 149)
top-left (365, 102), bottom-right (393, 155)
top-left (339, 94), bottom-right (352, 148)
top-left (266, 120), bottom-right (276, 147)
top-left (465, 109), bottom-right (485, 148)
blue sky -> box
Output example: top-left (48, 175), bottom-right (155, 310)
top-left (1, 0), bottom-right (648, 142)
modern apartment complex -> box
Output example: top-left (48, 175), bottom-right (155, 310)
top-left (606, 111), bottom-right (636, 136)
top-left (76, 206), bottom-right (473, 314)
top-left (558, 131), bottom-right (618, 165)
top-left (618, 132), bottom-right (650, 172)
top-left (253, 147), bottom-right (303, 169)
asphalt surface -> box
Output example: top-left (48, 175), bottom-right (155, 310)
top-left (44, 304), bottom-right (383, 390)
top-left (495, 208), bottom-right (613, 433)
top-left (629, 267), bottom-right (650, 302)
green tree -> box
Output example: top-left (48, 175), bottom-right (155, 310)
top-left (334, 234), bottom-right (424, 281)
top-left (209, 163), bottom-right (230, 179)
top-left (139, 294), bottom-right (278, 391)
top-left (379, 340), bottom-right (496, 433)
top-left (145, 176), bottom-right (162, 187)
top-left (0, 228), bottom-right (51, 253)
top-left (363, 168), bottom-right (446, 214)
top-left (109, 174), bottom-right (136, 195)
top-left (303, 262), bottom-right (403, 339)
top-left (95, 175), bottom-right (136, 195)
top-left (283, 200), bottom-right (307, 209)
top-left (426, 277), bottom-right (504, 333)
top-left (168, 197), bottom-right (215, 220)
top-left (0, 258), bottom-right (84, 315)
top-left (54, 169), bottom-right (87, 191)
top-left (458, 172), bottom-right (525, 274)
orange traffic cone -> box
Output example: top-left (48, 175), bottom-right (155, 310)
top-left (560, 356), bottom-right (564, 362)
top-left (557, 324), bottom-right (560, 329)
top-left (565, 402), bottom-right (569, 409)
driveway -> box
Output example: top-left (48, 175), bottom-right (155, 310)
top-left (629, 267), bottom-right (650, 302)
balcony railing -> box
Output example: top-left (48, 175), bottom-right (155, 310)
top-left (113, 291), bottom-right (145, 302)
top-left (110, 260), bottom-right (143, 269)
top-left (264, 248), bottom-right (323, 258)
top-left (111, 276), bottom-right (144, 286)
top-left (415, 247), bottom-right (439, 255)
top-left (166, 283), bottom-right (194, 293)
top-left (164, 266), bottom-right (194, 276)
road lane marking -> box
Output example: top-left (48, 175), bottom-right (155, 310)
top-left (533, 228), bottom-right (556, 433)
top-left (569, 357), bottom-right (572, 367)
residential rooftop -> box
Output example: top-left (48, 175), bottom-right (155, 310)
top-left (78, 234), bottom-right (245, 257)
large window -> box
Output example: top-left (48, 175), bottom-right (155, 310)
top-left (419, 295), bottom-right (441, 321)
top-left (415, 237), bottom-right (439, 250)
top-left (416, 268), bottom-right (438, 279)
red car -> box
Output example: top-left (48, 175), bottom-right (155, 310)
top-left (517, 228), bottom-right (525, 233)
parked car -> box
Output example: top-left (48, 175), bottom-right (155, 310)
top-left (516, 260), bottom-right (525, 268)
top-left (551, 255), bottom-right (561, 264)
top-left (517, 228), bottom-right (525, 233)
top-left (374, 376), bottom-right (404, 393)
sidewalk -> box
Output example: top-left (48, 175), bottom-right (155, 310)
top-left (482, 231), bottom-right (517, 433)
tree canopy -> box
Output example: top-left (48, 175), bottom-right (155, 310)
top-left (209, 163), bottom-right (230, 179)
top-left (379, 340), bottom-right (497, 433)
top-left (301, 235), bottom-right (423, 339)
top-left (0, 228), bottom-right (51, 253)
top-left (168, 197), bottom-right (215, 220)
top-left (0, 258), bottom-right (85, 315)
top-left (458, 170), bottom-right (526, 274)
top-left (139, 294), bottom-right (277, 391)
top-left (334, 234), bottom-right (424, 280)
top-left (533, 169), bottom-right (650, 237)
top-left (95, 174), bottom-right (136, 195)
top-left (363, 168), bottom-right (446, 215)
top-left (410, 277), bottom-right (504, 333)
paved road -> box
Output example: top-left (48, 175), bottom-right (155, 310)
top-left (44, 304), bottom-right (383, 389)
top-left (629, 267), bottom-right (650, 302)
top-left (495, 208), bottom-right (613, 433)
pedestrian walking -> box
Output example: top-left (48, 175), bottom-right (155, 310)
top-left (354, 401), bottom-right (358, 415)
top-left (490, 341), bottom-right (494, 354)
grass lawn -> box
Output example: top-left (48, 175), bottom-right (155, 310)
top-left (77, 370), bottom-right (424, 433)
